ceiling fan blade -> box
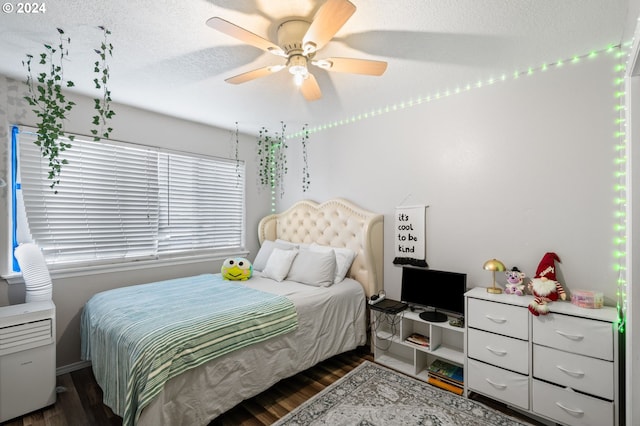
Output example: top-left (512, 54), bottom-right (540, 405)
top-left (302, 0), bottom-right (356, 54)
top-left (313, 57), bottom-right (387, 75)
top-left (300, 73), bottom-right (322, 101)
top-left (225, 65), bottom-right (285, 84)
top-left (206, 17), bottom-right (286, 57)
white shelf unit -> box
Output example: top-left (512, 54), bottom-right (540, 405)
top-left (372, 308), bottom-right (465, 385)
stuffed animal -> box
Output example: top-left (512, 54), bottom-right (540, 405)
top-left (504, 267), bottom-right (526, 296)
top-left (528, 252), bottom-right (566, 316)
top-left (221, 257), bottom-right (253, 281)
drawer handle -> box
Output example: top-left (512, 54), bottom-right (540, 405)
top-left (485, 378), bottom-right (507, 389)
top-left (485, 346), bottom-right (507, 356)
top-left (555, 401), bottom-right (585, 416)
top-left (485, 315), bottom-right (507, 324)
top-left (556, 365), bottom-right (585, 377)
top-left (555, 329), bottom-right (584, 341)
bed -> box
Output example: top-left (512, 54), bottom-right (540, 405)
top-left (81, 198), bottom-right (383, 426)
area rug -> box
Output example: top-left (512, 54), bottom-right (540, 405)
top-left (273, 361), bottom-right (533, 426)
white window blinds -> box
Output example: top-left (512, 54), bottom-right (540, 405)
top-left (16, 128), bottom-right (245, 268)
top-left (158, 152), bottom-right (245, 254)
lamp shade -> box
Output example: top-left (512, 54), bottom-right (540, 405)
top-left (483, 258), bottom-right (506, 294)
top-left (483, 259), bottom-right (506, 272)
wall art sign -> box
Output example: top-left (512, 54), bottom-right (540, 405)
top-left (393, 205), bottom-right (428, 267)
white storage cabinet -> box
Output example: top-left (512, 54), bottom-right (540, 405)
top-left (465, 287), bottom-right (619, 426)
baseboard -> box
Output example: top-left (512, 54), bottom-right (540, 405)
top-left (56, 360), bottom-right (91, 376)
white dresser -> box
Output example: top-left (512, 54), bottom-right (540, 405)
top-left (465, 287), bottom-right (619, 426)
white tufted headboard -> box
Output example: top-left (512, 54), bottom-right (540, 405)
top-left (258, 198), bottom-right (384, 297)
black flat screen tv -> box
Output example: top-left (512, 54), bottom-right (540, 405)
top-left (400, 267), bottom-right (467, 322)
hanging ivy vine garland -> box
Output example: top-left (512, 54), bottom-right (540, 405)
top-left (256, 126), bottom-right (271, 188)
top-left (23, 26), bottom-right (117, 192)
top-left (256, 122), bottom-right (288, 198)
top-left (301, 123), bottom-right (310, 192)
top-left (91, 26), bottom-right (115, 141)
top-left (274, 121), bottom-right (288, 198)
top-left (23, 28), bottom-right (75, 193)
top-left (234, 121), bottom-right (241, 182)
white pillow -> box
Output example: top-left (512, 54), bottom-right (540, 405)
top-left (276, 239), bottom-right (310, 250)
top-left (310, 243), bottom-right (357, 284)
top-left (253, 240), bottom-right (296, 272)
top-left (275, 238), bottom-right (298, 248)
top-left (262, 248), bottom-right (298, 282)
top-left (287, 248), bottom-right (337, 287)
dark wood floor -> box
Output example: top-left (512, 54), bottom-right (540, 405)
top-left (2, 347), bottom-right (542, 426)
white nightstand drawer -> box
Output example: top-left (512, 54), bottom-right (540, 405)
top-left (533, 344), bottom-right (614, 399)
top-left (467, 358), bottom-right (529, 410)
top-left (532, 379), bottom-right (614, 426)
top-left (532, 313), bottom-right (613, 360)
top-left (467, 298), bottom-right (528, 340)
top-left (468, 328), bottom-right (528, 374)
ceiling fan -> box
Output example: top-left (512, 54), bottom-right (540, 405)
top-left (206, 0), bottom-right (387, 101)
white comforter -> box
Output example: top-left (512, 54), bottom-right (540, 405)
top-left (137, 273), bottom-right (367, 426)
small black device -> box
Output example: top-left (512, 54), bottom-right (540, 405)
top-left (369, 298), bottom-right (408, 315)
top-left (400, 267), bottom-right (467, 322)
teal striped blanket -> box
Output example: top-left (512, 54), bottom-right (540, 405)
top-left (80, 274), bottom-right (298, 426)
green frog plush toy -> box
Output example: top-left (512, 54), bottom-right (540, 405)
top-left (221, 257), bottom-right (253, 281)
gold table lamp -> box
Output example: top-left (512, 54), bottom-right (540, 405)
top-left (483, 258), bottom-right (506, 294)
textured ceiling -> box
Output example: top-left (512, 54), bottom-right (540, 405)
top-left (0, 0), bottom-right (636, 135)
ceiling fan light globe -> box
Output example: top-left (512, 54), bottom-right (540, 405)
top-left (289, 64), bottom-right (307, 76)
top-left (287, 54), bottom-right (308, 73)
top-left (293, 72), bottom-right (307, 87)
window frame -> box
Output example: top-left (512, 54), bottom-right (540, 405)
top-left (5, 125), bottom-right (248, 280)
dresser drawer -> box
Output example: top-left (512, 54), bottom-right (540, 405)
top-left (467, 298), bottom-right (528, 340)
top-left (533, 344), bottom-right (614, 399)
top-left (468, 328), bottom-right (528, 374)
top-left (532, 379), bottom-right (613, 426)
top-left (467, 358), bottom-right (529, 410)
top-left (532, 313), bottom-right (613, 360)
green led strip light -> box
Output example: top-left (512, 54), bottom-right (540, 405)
top-left (614, 41), bottom-right (632, 333)
top-left (288, 44), bottom-right (621, 138)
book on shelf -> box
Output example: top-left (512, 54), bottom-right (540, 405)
top-left (405, 333), bottom-right (430, 347)
top-left (427, 376), bottom-right (464, 395)
top-left (428, 359), bottom-right (464, 384)
top-left (427, 372), bottom-right (462, 388)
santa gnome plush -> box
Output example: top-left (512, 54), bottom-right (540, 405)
top-left (528, 252), bottom-right (566, 316)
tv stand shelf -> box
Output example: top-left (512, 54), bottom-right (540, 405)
top-left (372, 309), bottom-right (465, 386)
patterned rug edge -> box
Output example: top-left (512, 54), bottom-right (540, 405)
top-left (273, 360), bottom-right (535, 426)
top-left (272, 360), bottom-right (373, 426)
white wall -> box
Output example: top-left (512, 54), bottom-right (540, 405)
top-left (280, 52), bottom-right (619, 305)
top-left (0, 75), bottom-right (272, 367)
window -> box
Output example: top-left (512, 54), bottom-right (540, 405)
top-left (12, 126), bottom-right (245, 270)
